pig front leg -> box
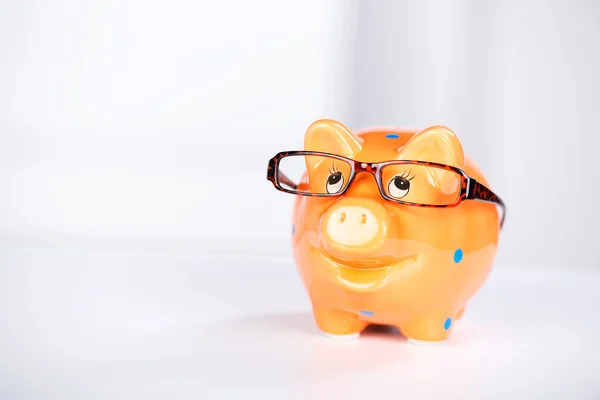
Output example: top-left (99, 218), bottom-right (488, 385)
top-left (398, 312), bottom-right (456, 345)
top-left (312, 307), bottom-right (368, 339)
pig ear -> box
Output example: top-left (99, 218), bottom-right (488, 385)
top-left (397, 125), bottom-right (465, 168)
top-left (304, 119), bottom-right (363, 159)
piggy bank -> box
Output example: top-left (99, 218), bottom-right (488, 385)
top-left (266, 119), bottom-right (505, 344)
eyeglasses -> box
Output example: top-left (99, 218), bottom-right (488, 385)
top-left (266, 150), bottom-right (506, 229)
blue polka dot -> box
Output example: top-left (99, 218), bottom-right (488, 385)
top-left (444, 317), bottom-right (452, 330)
top-left (453, 249), bottom-right (463, 263)
top-left (292, 224), bottom-right (295, 235)
top-left (385, 133), bottom-right (400, 139)
top-left (359, 310), bottom-right (374, 316)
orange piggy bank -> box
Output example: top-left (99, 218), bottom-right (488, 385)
top-left (267, 119), bottom-right (505, 344)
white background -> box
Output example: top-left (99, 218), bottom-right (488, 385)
top-left (1, 1), bottom-right (600, 398)
top-left (1, 0), bottom-right (599, 267)
top-left (0, 0), bottom-right (358, 255)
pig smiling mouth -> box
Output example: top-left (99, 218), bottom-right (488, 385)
top-left (324, 252), bottom-right (410, 268)
top-left (319, 249), bottom-right (421, 291)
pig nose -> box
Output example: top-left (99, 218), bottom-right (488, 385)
top-left (321, 198), bottom-right (388, 251)
top-left (328, 207), bottom-right (378, 246)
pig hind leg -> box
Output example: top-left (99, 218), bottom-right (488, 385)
top-left (397, 311), bottom-right (457, 344)
top-left (456, 305), bottom-right (467, 321)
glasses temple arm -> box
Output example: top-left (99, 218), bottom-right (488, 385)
top-left (466, 178), bottom-right (506, 229)
top-left (267, 157), bottom-right (298, 190)
top-left (277, 171), bottom-right (298, 190)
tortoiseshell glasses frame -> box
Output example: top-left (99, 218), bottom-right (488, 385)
top-left (266, 150), bottom-right (506, 229)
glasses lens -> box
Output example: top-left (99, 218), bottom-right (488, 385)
top-left (380, 163), bottom-right (462, 205)
top-left (277, 154), bottom-right (353, 195)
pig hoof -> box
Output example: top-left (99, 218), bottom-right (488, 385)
top-left (325, 332), bottom-right (360, 340)
top-left (313, 308), bottom-right (368, 337)
top-left (407, 338), bottom-right (446, 346)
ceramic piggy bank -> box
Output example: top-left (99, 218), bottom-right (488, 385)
top-left (266, 119), bottom-right (505, 345)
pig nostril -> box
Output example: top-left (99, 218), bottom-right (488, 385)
top-left (339, 212), bottom-right (346, 223)
top-left (360, 214), bottom-right (367, 224)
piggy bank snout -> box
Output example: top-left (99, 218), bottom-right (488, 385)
top-left (321, 199), bottom-right (389, 252)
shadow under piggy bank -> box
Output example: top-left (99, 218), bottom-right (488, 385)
top-left (102, 311), bottom-right (479, 391)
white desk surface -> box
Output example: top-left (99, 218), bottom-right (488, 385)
top-left (0, 248), bottom-right (599, 399)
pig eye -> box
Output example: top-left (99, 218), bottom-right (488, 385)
top-left (388, 175), bottom-right (411, 199)
top-left (326, 172), bottom-right (344, 194)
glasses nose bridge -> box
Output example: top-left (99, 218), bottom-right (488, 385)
top-left (355, 161), bottom-right (379, 176)
top-left (346, 162), bottom-right (382, 196)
